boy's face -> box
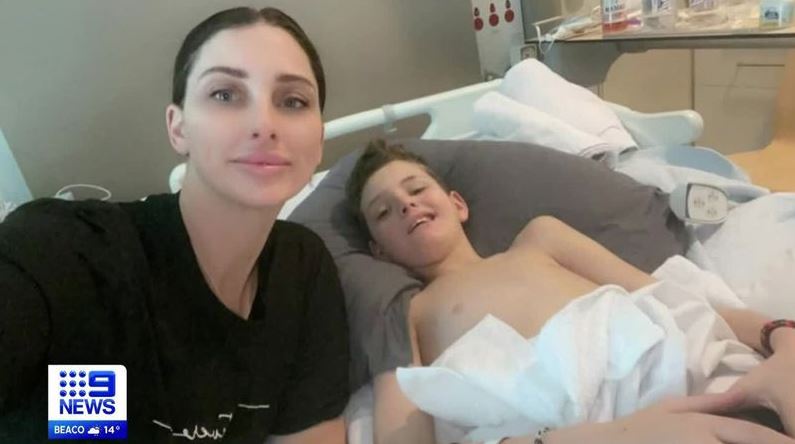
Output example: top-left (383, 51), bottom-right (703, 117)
top-left (360, 160), bottom-right (469, 270)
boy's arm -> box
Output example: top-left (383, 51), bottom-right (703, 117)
top-left (516, 216), bottom-right (795, 433)
top-left (373, 307), bottom-right (436, 444)
top-left (513, 215), bottom-right (656, 291)
top-left (515, 216), bottom-right (795, 354)
top-left (717, 307), bottom-right (795, 355)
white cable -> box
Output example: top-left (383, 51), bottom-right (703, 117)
top-left (0, 201), bottom-right (17, 223)
top-left (54, 184), bottom-right (112, 201)
top-left (539, 9), bottom-right (601, 56)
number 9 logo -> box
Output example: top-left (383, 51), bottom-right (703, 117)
top-left (88, 371), bottom-right (116, 397)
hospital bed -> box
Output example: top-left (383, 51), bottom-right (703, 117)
top-left (168, 76), bottom-right (791, 444)
top-left (270, 78), bottom-right (705, 219)
top-left (291, 80), bottom-right (706, 444)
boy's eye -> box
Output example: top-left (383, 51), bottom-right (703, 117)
top-left (410, 186), bottom-right (426, 195)
top-left (376, 208), bottom-right (389, 220)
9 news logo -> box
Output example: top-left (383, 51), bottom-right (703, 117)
top-left (47, 365), bottom-right (127, 440)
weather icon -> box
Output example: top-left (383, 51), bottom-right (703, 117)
top-left (87, 426), bottom-right (100, 435)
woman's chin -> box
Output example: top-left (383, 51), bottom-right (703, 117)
top-left (226, 184), bottom-right (302, 211)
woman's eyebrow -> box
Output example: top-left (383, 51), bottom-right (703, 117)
top-left (276, 73), bottom-right (316, 91)
top-left (198, 66), bottom-right (248, 80)
top-left (196, 69), bottom-right (314, 91)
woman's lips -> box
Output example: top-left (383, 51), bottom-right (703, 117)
top-left (233, 152), bottom-right (290, 165)
top-left (232, 152), bottom-right (291, 175)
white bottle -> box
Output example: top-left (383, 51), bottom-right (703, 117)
top-left (643, 0), bottom-right (678, 29)
top-left (686, 0), bottom-right (728, 26)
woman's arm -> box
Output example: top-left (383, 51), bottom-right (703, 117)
top-left (0, 258), bottom-right (50, 415)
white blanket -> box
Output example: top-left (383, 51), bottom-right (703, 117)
top-left (687, 193), bottom-right (795, 320)
top-left (395, 256), bottom-right (761, 443)
top-left (616, 145), bottom-right (769, 199)
top-left (472, 59), bottom-right (636, 159)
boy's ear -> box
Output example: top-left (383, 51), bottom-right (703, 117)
top-left (369, 240), bottom-right (388, 261)
top-left (166, 104), bottom-right (189, 156)
top-left (449, 190), bottom-right (469, 223)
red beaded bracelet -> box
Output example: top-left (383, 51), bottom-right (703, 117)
top-left (761, 319), bottom-right (795, 356)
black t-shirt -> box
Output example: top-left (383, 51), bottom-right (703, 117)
top-left (0, 194), bottom-right (349, 443)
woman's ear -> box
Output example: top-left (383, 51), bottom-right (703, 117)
top-left (449, 190), bottom-right (470, 223)
top-left (166, 104), bottom-right (189, 156)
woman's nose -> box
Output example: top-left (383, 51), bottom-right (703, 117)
top-left (250, 101), bottom-right (277, 141)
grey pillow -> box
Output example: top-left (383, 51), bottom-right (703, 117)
top-left (289, 139), bottom-right (688, 391)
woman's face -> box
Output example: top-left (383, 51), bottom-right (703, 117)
top-left (167, 23), bottom-right (323, 209)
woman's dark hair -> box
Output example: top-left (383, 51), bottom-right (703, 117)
top-left (171, 7), bottom-right (326, 111)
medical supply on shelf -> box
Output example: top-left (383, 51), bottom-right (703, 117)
top-left (760, 0), bottom-right (794, 27)
top-left (602, 0), bottom-right (630, 32)
top-left (685, 0), bottom-right (729, 25)
top-left (643, 0), bottom-right (678, 29)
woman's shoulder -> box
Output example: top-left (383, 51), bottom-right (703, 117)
top-left (1, 197), bottom-right (132, 240)
top-left (267, 221), bottom-right (336, 275)
top-left (272, 219), bottom-right (328, 250)
top-left (0, 198), bottom-right (144, 288)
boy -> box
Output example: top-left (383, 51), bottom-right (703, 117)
top-left (346, 140), bottom-right (795, 444)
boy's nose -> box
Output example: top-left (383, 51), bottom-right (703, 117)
top-left (401, 201), bottom-right (417, 215)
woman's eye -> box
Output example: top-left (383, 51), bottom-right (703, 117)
top-left (410, 187), bottom-right (426, 195)
top-left (376, 208), bottom-right (389, 220)
top-left (282, 96), bottom-right (309, 109)
top-left (210, 89), bottom-right (240, 103)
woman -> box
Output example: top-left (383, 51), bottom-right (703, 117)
top-left (0, 7), bottom-right (348, 443)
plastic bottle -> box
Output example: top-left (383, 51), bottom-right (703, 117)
top-left (643, 0), bottom-right (678, 29)
top-left (685, 0), bottom-right (727, 26)
top-left (602, 0), bottom-right (630, 32)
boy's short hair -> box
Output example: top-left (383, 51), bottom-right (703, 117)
top-left (345, 139), bottom-right (448, 229)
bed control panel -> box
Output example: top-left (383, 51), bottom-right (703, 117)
top-left (669, 183), bottom-right (729, 224)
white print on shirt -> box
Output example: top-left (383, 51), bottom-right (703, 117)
top-left (151, 404), bottom-right (270, 441)
top-left (236, 403), bottom-right (271, 410)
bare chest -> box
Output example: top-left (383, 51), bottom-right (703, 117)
top-left (412, 247), bottom-right (597, 364)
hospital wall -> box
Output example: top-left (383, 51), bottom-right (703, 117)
top-left (0, 0), bottom-right (481, 201)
